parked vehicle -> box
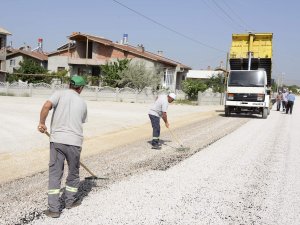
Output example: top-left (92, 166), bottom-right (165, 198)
top-left (225, 33), bottom-right (273, 119)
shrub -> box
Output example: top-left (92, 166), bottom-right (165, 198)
top-left (182, 79), bottom-right (207, 100)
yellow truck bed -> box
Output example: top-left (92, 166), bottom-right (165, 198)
top-left (229, 33), bottom-right (273, 86)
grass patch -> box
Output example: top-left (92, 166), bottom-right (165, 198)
top-left (174, 99), bottom-right (197, 105)
top-left (0, 92), bottom-right (15, 96)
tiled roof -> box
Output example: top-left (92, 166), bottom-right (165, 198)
top-left (0, 27), bottom-right (11, 35)
top-left (68, 32), bottom-right (191, 69)
top-left (7, 49), bottom-right (48, 61)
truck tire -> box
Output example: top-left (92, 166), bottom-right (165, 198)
top-left (225, 107), bottom-right (231, 117)
top-left (267, 108), bottom-right (270, 115)
top-left (262, 108), bottom-right (268, 119)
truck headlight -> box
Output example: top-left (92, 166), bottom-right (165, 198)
top-left (257, 94), bottom-right (264, 101)
top-left (227, 93), bottom-right (234, 100)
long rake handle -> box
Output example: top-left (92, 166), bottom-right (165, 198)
top-left (168, 128), bottom-right (184, 147)
top-left (44, 131), bottom-right (97, 177)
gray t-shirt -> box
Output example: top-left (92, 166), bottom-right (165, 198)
top-left (148, 94), bottom-right (169, 117)
top-left (49, 89), bottom-right (87, 147)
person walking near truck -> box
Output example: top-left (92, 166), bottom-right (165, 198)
top-left (148, 93), bottom-right (176, 149)
top-left (286, 90), bottom-right (296, 114)
top-left (276, 91), bottom-right (282, 111)
top-left (37, 75), bottom-right (87, 218)
top-left (282, 89), bottom-right (288, 111)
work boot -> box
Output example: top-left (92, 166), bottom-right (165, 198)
top-left (66, 200), bottom-right (81, 209)
top-left (151, 140), bottom-right (160, 149)
top-left (44, 209), bottom-right (60, 218)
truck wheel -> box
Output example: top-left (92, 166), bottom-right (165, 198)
top-left (262, 108), bottom-right (268, 119)
top-left (225, 107), bottom-right (231, 117)
top-left (267, 108), bottom-right (270, 115)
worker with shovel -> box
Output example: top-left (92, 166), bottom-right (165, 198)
top-left (37, 75), bottom-right (87, 218)
top-left (148, 93), bottom-right (176, 149)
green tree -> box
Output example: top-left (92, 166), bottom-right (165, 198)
top-left (118, 61), bottom-right (163, 91)
top-left (49, 69), bottom-right (69, 84)
top-left (182, 79), bottom-right (207, 100)
top-left (286, 85), bottom-right (300, 94)
top-left (100, 59), bottom-right (130, 87)
top-left (206, 74), bottom-right (225, 93)
top-left (8, 58), bottom-right (49, 83)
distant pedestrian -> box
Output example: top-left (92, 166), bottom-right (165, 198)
top-left (286, 90), bottom-right (296, 114)
top-left (276, 91), bottom-right (282, 111)
top-left (148, 93), bottom-right (176, 149)
top-left (37, 75), bottom-right (87, 218)
top-left (282, 89), bottom-right (288, 111)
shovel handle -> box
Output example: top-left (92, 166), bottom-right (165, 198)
top-left (45, 131), bottom-right (50, 137)
top-left (168, 128), bottom-right (184, 147)
top-left (44, 131), bottom-right (97, 178)
top-left (79, 162), bottom-right (97, 177)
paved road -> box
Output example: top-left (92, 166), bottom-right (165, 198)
top-left (30, 103), bottom-right (300, 225)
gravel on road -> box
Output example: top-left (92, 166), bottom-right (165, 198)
top-left (29, 104), bottom-right (300, 225)
top-left (0, 107), bottom-right (249, 225)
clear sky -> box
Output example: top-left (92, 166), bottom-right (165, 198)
top-left (1, 0), bottom-right (299, 84)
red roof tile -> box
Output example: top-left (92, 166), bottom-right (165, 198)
top-left (68, 33), bottom-right (191, 69)
top-left (7, 49), bottom-right (48, 61)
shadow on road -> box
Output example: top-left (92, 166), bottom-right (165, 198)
top-left (59, 179), bottom-right (97, 211)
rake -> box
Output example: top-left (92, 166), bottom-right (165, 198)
top-left (167, 128), bottom-right (190, 151)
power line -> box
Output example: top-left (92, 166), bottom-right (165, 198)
top-left (210, 0), bottom-right (245, 31)
top-left (220, 0), bottom-right (254, 32)
top-left (201, 0), bottom-right (239, 31)
top-left (111, 0), bottom-right (226, 53)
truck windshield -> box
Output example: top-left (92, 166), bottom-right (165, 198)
top-left (228, 71), bottom-right (265, 87)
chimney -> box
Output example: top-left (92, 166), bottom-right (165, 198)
top-left (38, 38), bottom-right (43, 52)
top-left (122, 34), bottom-right (128, 45)
top-left (219, 61), bottom-right (223, 68)
top-left (207, 66), bottom-right (211, 70)
top-left (157, 50), bottom-right (163, 56)
top-left (137, 44), bottom-right (145, 52)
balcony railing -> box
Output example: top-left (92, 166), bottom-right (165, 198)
top-left (68, 57), bottom-right (106, 66)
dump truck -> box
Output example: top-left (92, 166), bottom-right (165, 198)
top-left (225, 33), bottom-right (273, 119)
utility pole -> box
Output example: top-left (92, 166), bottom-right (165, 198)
top-left (276, 76), bottom-right (280, 93)
top-left (281, 73), bottom-right (285, 90)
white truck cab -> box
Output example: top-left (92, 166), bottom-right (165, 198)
top-left (225, 70), bottom-right (270, 119)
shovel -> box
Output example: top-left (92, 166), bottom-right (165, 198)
top-left (168, 128), bottom-right (190, 151)
top-left (44, 131), bottom-right (108, 180)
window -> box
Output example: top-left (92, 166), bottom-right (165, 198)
top-left (57, 67), bottom-right (65, 71)
top-left (163, 69), bottom-right (175, 88)
top-left (10, 59), bottom-right (15, 66)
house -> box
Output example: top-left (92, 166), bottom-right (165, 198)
top-left (0, 27), bottom-right (11, 81)
top-left (6, 47), bottom-right (48, 73)
top-left (186, 70), bottom-right (225, 80)
top-left (47, 32), bottom-right (191, 90)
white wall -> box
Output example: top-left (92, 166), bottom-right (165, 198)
top-left (47, 55), bottom-right (69, 73)
top-left (6, 56), bottom-right (23, 73)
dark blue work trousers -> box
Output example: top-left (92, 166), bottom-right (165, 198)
top-left (149, 114), bottom-right (160, 143)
